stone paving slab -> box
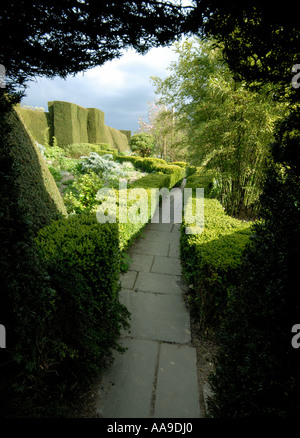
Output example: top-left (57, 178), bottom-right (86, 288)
top-left (133, 239), bottom-right (170, 256)
top-left (96, 338), bottom-right (159, 418)
top-left (168, 243), bottom-right (180, 259)
top-left (151, 255), bottom-right (182, 276)
top-left (127, 253), bottom-right (154, 273)
top-left (119, 289), bottom-right (191, 343)
top-left (120, 270), bottom-right (137, 289)
top-left (171, 223), bottom-right (181, 234)
top-left (142, 230), bottom-right (180, 244)
top-left (147, 222), bottom-right (173, 232)
top-left (154, 343), bottom-right (200, 418)
top-left (134, 272), bottom-right (182, 294)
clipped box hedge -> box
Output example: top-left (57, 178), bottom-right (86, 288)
top-left (116, 155), bottom-right (167, 172)
top-left (116, 156), bottom-right (185, 188)
top-left (98, 170), bottom-right (181, 254)
top-left (155, 164), bottom-right (185, 188)
top-left (129, 172), bottom-right (170, 190)
top-left (180, 197), bottom-right (253, 332)
top-left (65, 143), bottom-right (117, 159)
top-left (184, 167), bottom-right (217, 197)
top-left (36, 213), bottom-right (130, 377)
top-left (117, 173), bottom-right (173, 252)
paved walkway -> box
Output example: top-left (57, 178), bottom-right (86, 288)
top-left (95, 188), bottom-right (201, 418)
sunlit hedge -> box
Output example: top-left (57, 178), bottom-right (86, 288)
top-left (180, 197), bottom-right (253, 332)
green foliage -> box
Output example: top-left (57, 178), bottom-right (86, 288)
top-left (44, 143), bottom-right (66, 167)
top-left (0, 95), bottom-right (66, 415)
top-left (185, 168), bottom-right (218, 198)
top-left (64, 171), bottom-right (103, 213)
top-left (16, 104), bottom-right (51, 145)
top-left (116, 155), bottom-right (170, 173)
top-left (152, 38), bottom-right (287, 218)
top-left (172, 161), bottom-right (188, 169)
top-left (208, 108), bottom-right (300, 417)
top-left (3, 99), bottom-right (67, 235)
top-left (154, 163), bottom-right (185, 188)
top-left (116, 155), bottom-right (185, 188)
top-left (129, 172), bottom-right (170, 189)
top-left (180, 198), bottom-right (252, 332)
top-left (129, 132), bottom-right (155, 157)
top-left (36, 213), bottom-right (130, 381)
top-left (48, 165), bottom-right (63, 182)
top-left (78, 152), bottom-right (120, 174)
top-left (65, 142), bottom-right (117, 158)
top-left (137, 157), bottom-right (167, 172)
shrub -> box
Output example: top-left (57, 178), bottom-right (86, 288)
top-left (65, 143), bottom-right (117, 159)
top-left (137, 157), bottom-right (167, 172)
top-left (171, 161), bottom-right (188, 176)
top-left (208, 109), bottom-right (300, 418)
top-left (185, 168), bottom-right (218, 197)
top-left (94, 143), bottom-right (116, 151)
top-left (0, 95), bottom-right (66, 415)
top-left (180, 198), bottom-right (252, 332)
top-left (36, 213), bottom-right (130, 380)
top-left (116, 156), bottom-right (185, 187)
top-left (186, 165), bottom-right (197, 177)
top-left (129, 172), bottom-right (170, 189)
top-left (129, 132), bottom-right (155, 157)
top-left (63, 171), bottom-right (103, 213)
top-left (172, 161), bottom-right (188, 167)
top-left (115, 155), bottom-right (167, 172)
top-left (155, 164), bottom-right (186, 188)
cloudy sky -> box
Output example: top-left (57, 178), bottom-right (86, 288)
top-left (21, 45), bottom-right (179, 135)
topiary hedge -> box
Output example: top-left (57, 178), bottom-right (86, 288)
top-left (0, 94), bottom-right (67, 415)
top-left (180, 197), bottom-right (253, 332)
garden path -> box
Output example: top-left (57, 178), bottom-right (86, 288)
top-left (95, 187), bottom-right (201, 418)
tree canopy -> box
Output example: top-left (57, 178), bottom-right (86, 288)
top-left (152, 38), bottom-right (287, 217)
top-left (0, 1), bottom-right (189, 94)
top-left (1, 1), bottom-right (299, 99)
top-left (184, 1), bottom-right (300, 99)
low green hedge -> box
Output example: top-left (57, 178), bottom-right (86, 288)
top-left (65, 143), bottom-right (117, 158)
top-left (186, 165), bottom-right (197, 177)
top-left (171, 161), bottom-right (188, 167)
top-left (180, 198), bottom-right (253, 332)
top-left (129, 172), bottom-right (170, 189)
top-left (116, 156), bottom-right (185, 188)
top-left (118, 173), bottom-right (172, 252)
top-left (155, 164), bottom-right (185, 188)
top-left (115, 155), bottom-right (167, 173)
top-left (116, 170), bottom-right (181, 253)
top-left (185, 168), bottom-right (217, 197)
top-left (36, 213), bottom-right (130, 379)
